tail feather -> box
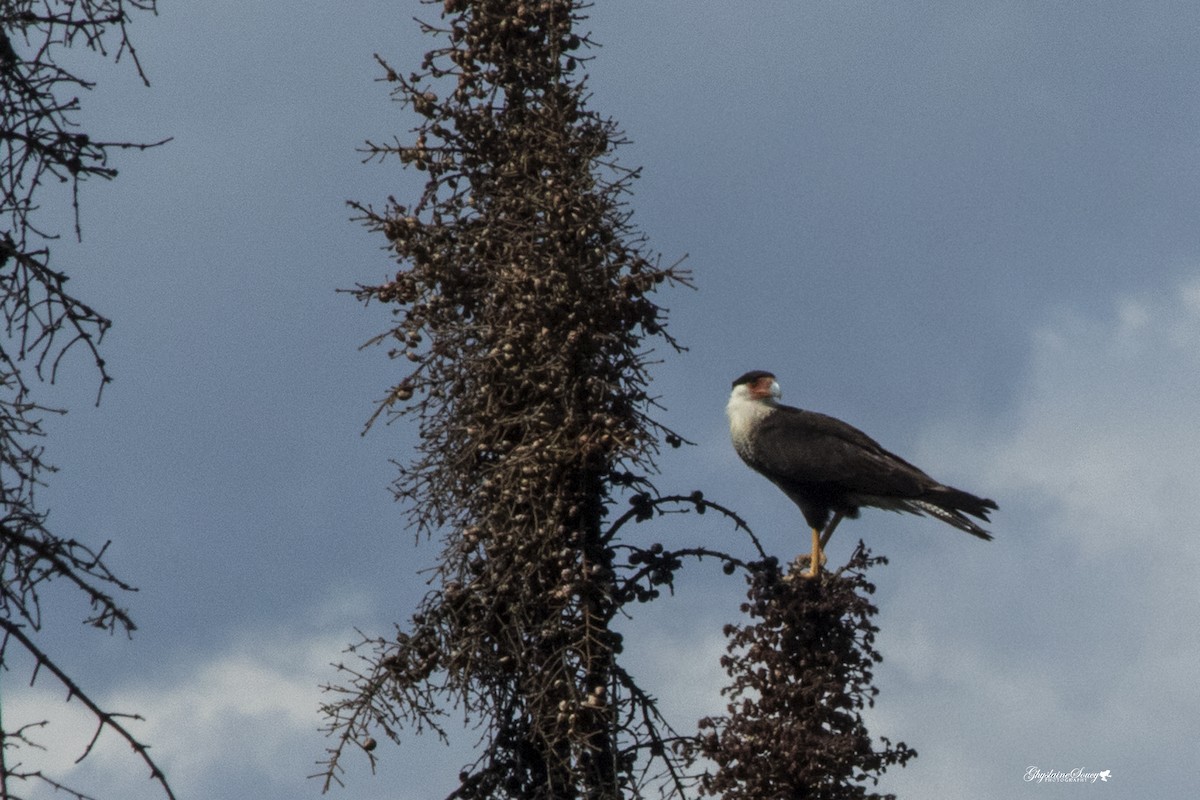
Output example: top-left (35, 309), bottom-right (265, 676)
top-left (908, 486), bottom-right (997, 541)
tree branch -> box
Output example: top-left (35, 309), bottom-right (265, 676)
top-left (0, 619), bottom-right (175, 800)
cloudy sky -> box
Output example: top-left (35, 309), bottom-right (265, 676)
top-left (12, 2), bottom-right (1200, 798)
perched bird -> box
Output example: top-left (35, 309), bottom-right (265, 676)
top-left (726, 370), bottom-right (996, 577)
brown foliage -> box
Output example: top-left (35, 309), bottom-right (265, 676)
top-left (693, 547), bottom-right (917, 800)
top-left (321, 3), bottom-right (917, 800)
top-left (319, 1), bottom-right (702, 797)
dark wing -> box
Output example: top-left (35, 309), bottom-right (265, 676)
top-left (752, 404), bottom-right (997, 539)
top-left (750, 404), bottom-right (933, 498)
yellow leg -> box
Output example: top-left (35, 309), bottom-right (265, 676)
top-left (811, 527), bottom-right (822, 575)
top-left (802, 526), bottom-right (823, 579)
top-left (803, 512), bottom-right (846, 580)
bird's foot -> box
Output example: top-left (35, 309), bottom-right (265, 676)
top-left (788, 550), bottom-right (827, 580)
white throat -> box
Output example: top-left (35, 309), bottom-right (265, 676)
top-left (726, 384), bottom-right (777, 447)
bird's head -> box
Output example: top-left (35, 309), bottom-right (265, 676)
top-left (727, 370), bottom-right (781, 438)
top-left (729, 370), bottom-right (781, 403)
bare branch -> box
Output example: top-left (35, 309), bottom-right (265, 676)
top-left (2, 2), bottom-right (171, 798)
top-left (0, 619), bottom-right (175, 800)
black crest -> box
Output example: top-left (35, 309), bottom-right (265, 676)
top-left (732, 370), bottom-right (775, 388)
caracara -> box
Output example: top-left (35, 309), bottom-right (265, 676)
top-left (726, 370), bottom-right (996, 577)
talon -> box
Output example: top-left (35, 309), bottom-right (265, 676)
top-left (790, 549), bottom-right (826, 580)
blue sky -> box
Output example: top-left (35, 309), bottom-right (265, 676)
top-left (12, 2), bottom-right (1200, 799)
